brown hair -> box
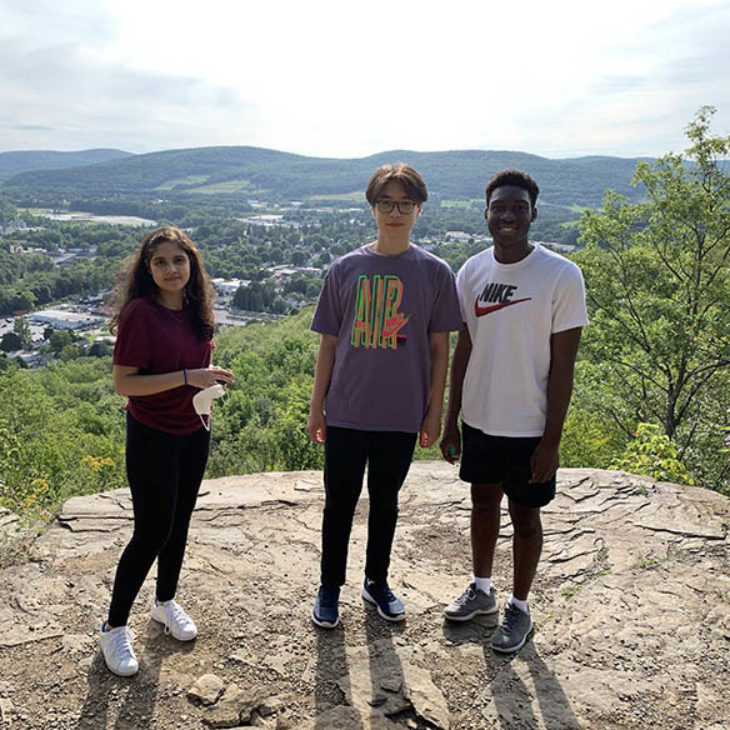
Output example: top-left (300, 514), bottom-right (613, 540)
top-left (109, 226), bottom-right (215, 341)
top-left (365, 163), bottom-right (428, 206)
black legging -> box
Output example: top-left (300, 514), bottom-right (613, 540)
top-left (107, 413), bottom-right (210, 628)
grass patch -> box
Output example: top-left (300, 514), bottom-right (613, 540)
top-left (561, 568), bottom-right (613, 600)
top-left (153, 175), bottom-right (209, 191)
top-left (186, 180), bottom-right (258, 195)
top-left (440, 199), bottom-right (482, 208)
top-left (306, 191), bottom-right (363, 202)
top-left (632, 554), bottom-right (672, 570)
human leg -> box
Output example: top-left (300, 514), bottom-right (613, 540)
top-left (509, 499), bottom-right (543, 601)
top-left (320, 426), bottom-right (368, 587)
top-left (107, 416), bottom-right (178, 628)
top-left (443, 482), bottom-right (501, 621)
top-left (358, 430), bottom-right (416, 622)
top-left (313, 427), bottom-right (368, 628)
top-left (470, 482), bottom-right (503, 578)
top-left (155, 425), bottom-right (210, 602)
top-left (363, 430), bottom-right (417, 583)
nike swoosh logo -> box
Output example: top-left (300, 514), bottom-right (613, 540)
top-left (474, 297), bottom-right (532, 317)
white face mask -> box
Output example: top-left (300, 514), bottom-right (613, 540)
top-left (192, 383), bottom-right (226, 431)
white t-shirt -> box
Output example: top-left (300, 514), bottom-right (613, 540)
top-left (457, 244), bottom-right (589, 437)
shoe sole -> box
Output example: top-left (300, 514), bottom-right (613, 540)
top-left (490, 624), bottom-right (534, 654)
top-left (99, 645), bottom-right (139, 677)
top-left (443, 605), bottom-right (498, 622)
top-left (150, 613), bottom-right (197, 641)
top-left (311, 610), bottom-right (340, 629)
top-left (103, 660), bottom-right (139, 677)
top-left (361, 589), bottom-right (406, 622)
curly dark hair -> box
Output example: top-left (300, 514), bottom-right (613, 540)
top-left (485, 168), bottom-right (540, 207)
top-left (109, 226), bottom-right (215, 341)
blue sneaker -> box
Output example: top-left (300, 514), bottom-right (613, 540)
top-left (312, 584), bottom-right (340, 628)
top-left (362, 578), bottom-right (405, 622)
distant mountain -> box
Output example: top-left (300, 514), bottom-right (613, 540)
top-left (1, 146), bottom-right (653, 208)
top-left (0, 149), bottom-right (132, 181)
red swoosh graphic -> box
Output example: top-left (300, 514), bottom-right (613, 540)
top-left (383, 315), bottom-right (410, 337)
top-left (474, 297), bottom-right (532, 317)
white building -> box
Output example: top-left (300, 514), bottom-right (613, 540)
top-left (28, 309), bottom-right (104, 330)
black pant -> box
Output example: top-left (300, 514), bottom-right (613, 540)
top-left (321, 426), bottom-right (416, 587)
top-left (107, 413), bottom-right (210, 628)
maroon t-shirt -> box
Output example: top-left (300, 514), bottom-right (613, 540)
top-left (113, 297), bottom-right (213, 435)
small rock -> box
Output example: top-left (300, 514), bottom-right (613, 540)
top-left (188, 674), bottom-right (225, 705)
top-left (0, 698), bottom-right (13, 723)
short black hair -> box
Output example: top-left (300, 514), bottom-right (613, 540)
top-left (485, 168), bottom-right (540, 207)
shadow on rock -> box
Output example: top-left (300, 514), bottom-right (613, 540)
top-left (364, 609), bottom-right (406, 724)
top-left (313, 622), bottom-right (358, 729)
top-left (76, 620), bottom-right (196, 729)
top-left (441, 612), bottom-right (499, 646)
top-left (487, 643), bottom-right (581, 730)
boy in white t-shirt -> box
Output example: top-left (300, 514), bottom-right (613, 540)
top-left (440, 169), bottom-right (588, 653)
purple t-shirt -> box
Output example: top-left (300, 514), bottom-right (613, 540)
top-left (311, 244), bottom-right (463, 433)
top-left (114, 297), bottom-right (213, 435)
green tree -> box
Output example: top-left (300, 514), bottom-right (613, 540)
top-left (0, 332), bottom-right (22, 352)
top-left (13, 317), bottom-right (32, 349)
top-left (609, 423), bottom-right (690, 484)
top-left (573, 106), bottom-right (730, 490)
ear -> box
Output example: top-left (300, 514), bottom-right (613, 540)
top-left (415, 204), bottom-right (423, 219)
top-left (531, 206), bottom-right (538, 222)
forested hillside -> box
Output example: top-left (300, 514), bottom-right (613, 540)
top-left (4, 146), bottom-right (650, 208)
top-left (0, 149), bottom-right (131, 181)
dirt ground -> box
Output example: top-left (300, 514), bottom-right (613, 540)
top-left (0, 464), bottom-right (728, 729)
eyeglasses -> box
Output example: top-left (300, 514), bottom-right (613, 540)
top-left (376, 200), bottom-right (418, 214)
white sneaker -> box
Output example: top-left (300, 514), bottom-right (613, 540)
top-left (99, 623), bottom-right (139, 677)
top-left (151, 598), bottom-right (198, 641)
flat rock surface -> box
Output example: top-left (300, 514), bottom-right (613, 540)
top-left (0, 464), bottom-right (728, 729)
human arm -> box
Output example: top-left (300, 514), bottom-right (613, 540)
top-left (307, 334), bottom-right (337, 443)
top-left (419, 331), bottom-right (449, 448)
top-left (529, 327), bottom-right (582, 483)
top-left (439, 327), bottom-right (472, 463)
top-left (113, 364), bottom-right (234, 396)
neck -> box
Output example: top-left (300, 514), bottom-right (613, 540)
top-left (372, 230), bottom-right (411, 256)
top-left (156, 290), bottom-right (184, 310)
top-left (493, 241), bottom-right (533, 264)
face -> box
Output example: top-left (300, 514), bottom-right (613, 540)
top-left (147, 240), bottom-right (191, 295)
top-left (372, 180), bottom-right (422, 233)
top-left (485, 185), bottom-right (536, 246)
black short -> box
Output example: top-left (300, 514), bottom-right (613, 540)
top-left (459, 421), bottom-right (556, 508)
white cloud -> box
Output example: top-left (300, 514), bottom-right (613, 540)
top-left (0, 0), bottom-right (727, 156)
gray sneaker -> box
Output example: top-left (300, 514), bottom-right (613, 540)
top-left (444, 582), bottom-right (498, 621)
top-left (490, 602), bottom-right (534, 653)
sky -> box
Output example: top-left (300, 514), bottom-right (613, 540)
top-left (1, 0), bottom-right (728, 159)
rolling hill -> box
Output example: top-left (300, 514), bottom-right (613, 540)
top-left (0, 149), bottom-right (132, 182)
top-left (2, 146), bottom-right (653, 208)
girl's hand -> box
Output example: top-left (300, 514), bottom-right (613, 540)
top-left (188, 366), bottom-right (234, 389)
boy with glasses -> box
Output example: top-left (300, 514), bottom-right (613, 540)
top-left (440, 169), bottom-right (588, 653)
top-left (308, 163), bottom-right (463, 628)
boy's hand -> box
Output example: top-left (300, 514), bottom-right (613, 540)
top-left (530, 439), bottom-right (559, 483)
top-left (439, 423), bottom-right (461, 464)
top-left (307, 410), bottom-right (327, 444)
top-left (419, 409), bottom-right (442, 449)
